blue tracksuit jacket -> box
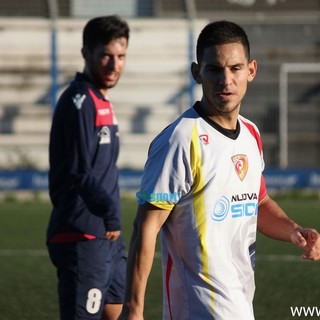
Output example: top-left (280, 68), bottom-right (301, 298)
top-left (47, 73), bottom-right (121, 241)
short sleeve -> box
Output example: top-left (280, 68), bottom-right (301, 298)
top-left (138, 125), bottom-right (193, 210)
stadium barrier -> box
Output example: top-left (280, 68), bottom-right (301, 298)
top-left (0, 168), bottom-right (319, 191)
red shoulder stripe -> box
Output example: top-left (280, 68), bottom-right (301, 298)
top-left (88, 88), bottom-right (114, 127)
top-left (241, 119), bottom-right (263, 155)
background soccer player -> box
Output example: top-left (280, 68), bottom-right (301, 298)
top-left (119, 21), bottom-right (320, 320)
top-left (46, 15), bottom-right (129, 320)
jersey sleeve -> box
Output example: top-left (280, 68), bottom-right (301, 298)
top-left (138, 124), bottom-right (193, 211)
top-left (259, 175), bottom-right (268, 204)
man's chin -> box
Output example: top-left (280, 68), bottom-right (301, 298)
top-left (103, 81), bottom-right (118, 90)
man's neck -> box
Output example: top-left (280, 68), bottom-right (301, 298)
top-left (199, 101), bottom-right (239, 130)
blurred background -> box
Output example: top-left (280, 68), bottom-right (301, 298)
top-left (0, 0), bottom-right (319, 192)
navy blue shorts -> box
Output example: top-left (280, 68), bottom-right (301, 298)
top-left (47, 236), bottom-right (126, 320)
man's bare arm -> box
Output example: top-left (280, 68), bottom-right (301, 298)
top-left (119, 203), bottom-right (170, 319)
top-left (258, 197), bottom-right (320, 260)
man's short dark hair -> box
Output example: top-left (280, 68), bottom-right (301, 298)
top-left (196, 20), bottom-right (250, 63)
top-left (83, 15), bottom-right (130, 50)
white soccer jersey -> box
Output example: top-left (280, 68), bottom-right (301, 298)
top-left (139, 103), bottom-right (268, 320)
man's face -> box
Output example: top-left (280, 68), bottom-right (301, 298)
top-left (83, 37), bottom-right (128, 95)
top-left (192, 43), bottom-right (256, 115)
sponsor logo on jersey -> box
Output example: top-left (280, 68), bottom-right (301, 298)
top-left (212, 196), bottom-right (229, 221)
top-left (136, 189), bottom-right (184, 204)
top-left (211, 192), bottom-right (258, 222)
top-left (231, 154), bottom-right (248, 181)
top-left (199, 134), bottom-right (209, 144)
top-left (98, 108), bottom-right (111, 116)
top-left (72, 94), bottom-right (86, 110)
top-left (98, 126), bottom-right (111, 144)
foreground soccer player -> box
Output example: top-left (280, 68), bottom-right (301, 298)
top-left (119, 21), bottom-right (320, 320)
top-left (47, 16), bottom-right (129, 320)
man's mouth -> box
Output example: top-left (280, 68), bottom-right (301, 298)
top-left (104, 73), bottom-right (117, 81)
top-left (217, 91), bottom-right (233, 98)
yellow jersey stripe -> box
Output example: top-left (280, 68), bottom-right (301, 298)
top-left (190, 124), bottom-right (215, 315)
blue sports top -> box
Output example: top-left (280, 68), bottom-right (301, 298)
top-left (47, 73), bottom-right (121, 242)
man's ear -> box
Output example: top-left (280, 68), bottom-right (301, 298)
top-left (248, 59), bottom-right (257, 82)
top-left (81, 46), bottom-right (88, 61)
top-left (191, 62), bottom-right (202, 84)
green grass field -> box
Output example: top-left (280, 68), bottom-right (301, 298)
top-left (0, 193), bottom-right (319, 320)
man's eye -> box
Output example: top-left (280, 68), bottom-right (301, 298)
top-left (232, 65), bottom-right (243, 71)
top-left (207, 66), bottom-right (221, 72)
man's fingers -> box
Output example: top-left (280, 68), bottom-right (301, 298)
top-left (105, 230), bottom-right (121, 241)
top-left (294, 228), bottom-right (320, 261)
top-left (291, 229), bottom-right (307, 248)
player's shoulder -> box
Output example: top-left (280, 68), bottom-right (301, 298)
top-left (238, 114), bottom-right (263, 152)
top-left (57, 74), bottom-right (95, 112)
top-left (153, 107), bottom-right (199, 144)
top-left (146, 108), bottom-right (199, 164)
top-left (66, 74), bottom-right (92, 98)
top-left (238, 114), bottom-right (261, 136)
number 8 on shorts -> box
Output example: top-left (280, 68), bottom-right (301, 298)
top-left (86, 288), bottom-right (102, 314)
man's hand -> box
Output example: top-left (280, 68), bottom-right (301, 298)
top-left (104, 230), bottom-right (121, 241)
top-left (291, 227), bottom-right (320, 260)
top-left (118, 305), bottom-right (144, 320)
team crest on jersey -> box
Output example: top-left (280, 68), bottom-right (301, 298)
top-left (98, 126), bottom-right (111, 144)
top-left (231, 154), bottom-right (248, 181)
top-left (199, 134), bottom-right (209, 144)
top-left (72, 94), bottom-right (86, 110)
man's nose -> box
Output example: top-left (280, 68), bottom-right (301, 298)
top-left (219, 69), bottom-right (232, 86)
top-left (108, 57), bottom-right (116, 70)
